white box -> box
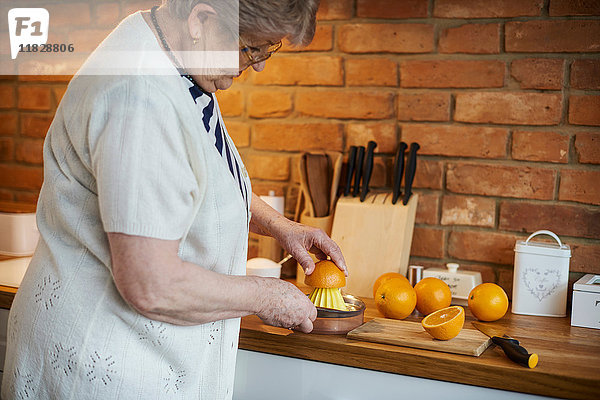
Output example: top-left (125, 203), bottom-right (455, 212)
top-left (0, 203), bottom-right (39, 256)
top-left (512, 230), bottom-right (571, 317)
top-left (571, 274), bottom-right (600, 330)
top-left (423, 263), bottom-right (482, 306)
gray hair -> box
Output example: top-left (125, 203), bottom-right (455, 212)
top-left (163, 0), bottom-right (319, 46)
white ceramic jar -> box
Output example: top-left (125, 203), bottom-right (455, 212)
top-left (512, 230), bottom-right (571, 317)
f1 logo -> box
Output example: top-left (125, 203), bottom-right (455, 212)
top-left (8, 8), bottom-right (49, 60)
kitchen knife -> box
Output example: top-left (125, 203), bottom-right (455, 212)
top-left (402, 142), bottom-right (420, 205)
top-left (352, 146), bottom-right (365, 198)
top-left (360, 141), bottom-right (377, 202)
top-left (392, 142), bottom-right (408, 204)
top-left (472, 322), bottom-right (538, 369)
top-left (344, 146), bottom-right (357, 197)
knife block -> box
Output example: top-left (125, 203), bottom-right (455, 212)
top-left (330, 192), bottom-right (419, 298)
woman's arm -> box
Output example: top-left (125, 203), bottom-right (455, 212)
top-left (108, 232), bottom-right (316, 330)
top-left (249, 193), bottom-right (347, 276)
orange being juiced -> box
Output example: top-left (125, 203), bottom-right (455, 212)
top-left (305, 260), bottom-right (347, 311)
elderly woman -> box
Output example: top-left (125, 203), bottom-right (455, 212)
top-left (2, 0), bottom-right (347, 398)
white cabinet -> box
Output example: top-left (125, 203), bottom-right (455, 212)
top-left (233, 349), bottom-right (557, 400)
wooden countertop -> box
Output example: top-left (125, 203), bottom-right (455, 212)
top-left (240, 283), bottom-right (600, 400)
top-left (1, 273), bottom-right (598, 399)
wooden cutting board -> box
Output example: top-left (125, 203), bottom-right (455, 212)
top-left (347, 318), bottom-right (492, 356)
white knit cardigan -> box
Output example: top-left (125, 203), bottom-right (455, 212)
top-left (2, 12), bottom-right (251, 400)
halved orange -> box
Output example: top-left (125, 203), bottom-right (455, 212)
top-left (421, 306), bottom-right (465, 340)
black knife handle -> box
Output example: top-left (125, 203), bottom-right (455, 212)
top-left (392, 142), bottom-right (408, 205)
top-left (344, 146), bottom-right (357, 197)
top-left (360, 141), bottom-right (377, 202)
top-left (492, 336), bottom-right (538, 369)
top-left (402, 143), bottom-right (420, 205)
top-left (353, 146), bottom-right (365, 197)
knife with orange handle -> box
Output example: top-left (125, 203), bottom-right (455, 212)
top-left (472, 322), bottom-right (539, 368)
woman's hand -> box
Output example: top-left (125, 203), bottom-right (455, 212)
top-left (255, 278), bottom-right (317, 333)
top-left (272, 219), bottom-right (347, 276)
top-left (249, 193), bottom-right (347, 276)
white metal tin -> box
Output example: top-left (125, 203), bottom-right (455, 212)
top-left (512, 230), bottom-right (571, 317)
top-left (571, 274), bottom-right (600, 329)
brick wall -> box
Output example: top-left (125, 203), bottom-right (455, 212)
top-left (1, 0), bottom-right (599, 293)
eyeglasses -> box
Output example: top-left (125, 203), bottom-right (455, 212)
top-left (239, 39), bottom-right (282, 65)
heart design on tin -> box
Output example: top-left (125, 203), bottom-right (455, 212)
top-left (522, 267), bottom-right (561, 302)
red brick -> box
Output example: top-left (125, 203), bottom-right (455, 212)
top-left (248, 90), bottom-right (291, 118)
top-left (575, 132), bottom-right (600, 164)
top-left (215, 90), bottom-right (243, 117)
top-left (455, 92), bottom-right (562, 125)
top-left (281, 25), bottom-right (333, 52)
top-left (296, 90), bottom-right (393, 120)
top-left (225, 122), bottom-right (249, 148)
top-left (397, 93), bottom-right (450, 122)
top-left (21, 114), bottom-right (54, 138)
top-left (0, 112), bottom-right (17, 135)
top-left (339, 24), bottom-right (434, 54)
top-left (411, 160), bottom-right (443, 190)
top-left (400, 60), bottom-right (504, 88)
top-left (496, 268), bottom-right (514, 297)
top-left (559, 169), bottom-right (600, 205)
top-left (15, 139), bottom-right (44, 164)
top-left (549, 0), bottom-right (600, 16)
top-left (368, 158), bottom-right (389, 188)
top-left (505, 20), bottom-right (600, 53)
top-left (0, 84), bottom-right (15, 109)
top-left (499, 201), bottom-right (600, 240)
top-left (446, 162), bottom-right (556, 200)
top-left (511, 58), bottom-right (563, 90)
top-left (95, 2), bottom-right (121, 27)
top-left (252, 123), bottom-right (343, 151)
top-left (18, 75), bottom-right (71, 83)
top-left (0, 165), bottom-right (43, 189)
top-left (401, 124), bottom-right (508, 159)
top-left (415, 192), bottom-right (440, 225)
top-left (411, 227), bottom-right (445, 258)
top-left (123, 1), bottom-right (158, 16)
top-left (18, 86), bottom-right (52, 111)
top-left (448, 231), bottom-right (516, 265)
top-left (346, 123), bottom-right (397, 153)
top-left (570, 243), bottom-right (600, 274)
top-left (346, 59), bottom-right (398, 87)
top-left (317, 0), bottom-right (353, 20)
top-left (254, 56), bottom-right (342, 86)
top-left (46, 3), bottom-right (91, 27)
top-left (54, 87), bottom-right (68, 105)
top-left (441, 195), bottom-right (495, 227)
top-left (439, 23), bottom-right (500, 54)
top-left (14, 192), bottom-right (39, 204)
top-left (571, 59), bottom-right (600, 90)
top-left (0, 138), bottom-right (13, 161)
top-left (512, 131), bottom-right (569, 163)
top-left (434, 0), bottom-right (543, 17)
top-left (569, 95), bottom-right (600, 126)
top-left (0, 189), bottom-right (13, 202)
top-left (356, 0), bottom-right (428, 18)
top-left (244, 153), bottom-right (290, 181)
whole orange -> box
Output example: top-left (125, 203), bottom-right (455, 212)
top-left (468, 283), bottom-right (509, 322)
top-left (414, 277), bottom-right (452, 315)
top-left (375, 278), bottom-right (416, 320)
top-left (373, 272), bottom-right (409, 298)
